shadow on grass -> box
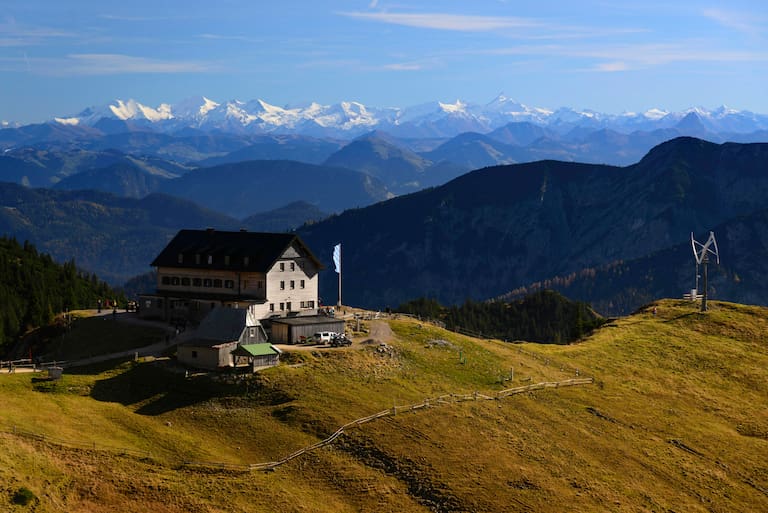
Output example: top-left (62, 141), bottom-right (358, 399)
top-left (87, 361), bottom-right (294, 416)
top-left (87, 362), bottom-right (227, 415)
top-left (663, 312), bottom-right (699, 323)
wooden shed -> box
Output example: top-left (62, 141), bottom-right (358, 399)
top-left (269, 316), bottom-right (346, 344)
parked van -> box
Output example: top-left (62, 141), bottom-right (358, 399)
top-left (312, 331), bottom-right (335, 343)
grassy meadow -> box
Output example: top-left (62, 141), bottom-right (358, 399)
top-left (0, 299), bottom-right (766, 512)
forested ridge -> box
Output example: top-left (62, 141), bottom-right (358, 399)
top-left (397, 290), bottom-right (606, 344)
top-left (0, 236), bottom-right (123, 354)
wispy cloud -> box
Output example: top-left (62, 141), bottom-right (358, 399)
top-left (338, 11), bottom-right (540, 32)
top-left (198, 33), bottom-right (264, 44)
top-left (702, 8), bottom-right (764, 38)
top-left (65, 54), bottom-right (215, 74)
top-left (0, 20), bottom-right (76, 45)
top-left (338, 10), bottom-right (648, 42)
top-left (380, 62), bottom-right (423, 71)
top-left (478, 41), bottom-right (768, 69)
top-left (0, 53), bottom-right (218, 75)
top-left (593, 61), bottom-right (629, 72)
top-left (98, 14), bottom-right (175, 22)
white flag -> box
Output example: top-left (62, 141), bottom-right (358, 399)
top-left (333, 243), bottom-right (341, 274)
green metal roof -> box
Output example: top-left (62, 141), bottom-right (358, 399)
top-left (233, 343), bottom-right (278, 357)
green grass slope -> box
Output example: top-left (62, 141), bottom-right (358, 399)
top-left (0, 299), bottom-right (766, 512)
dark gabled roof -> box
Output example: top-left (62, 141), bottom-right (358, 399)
top-left (194, 307), bottom-right (253, 343)
top-left (150, 229), bottom-right (323, 272)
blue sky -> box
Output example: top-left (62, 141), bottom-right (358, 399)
top-left (2, 0), bottom-right (766, 123)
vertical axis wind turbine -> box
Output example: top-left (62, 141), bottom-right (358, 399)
top-left (691, 231), bottom-right (719, 312)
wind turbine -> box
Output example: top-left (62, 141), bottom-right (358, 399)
top-left (691, 231), bottom-right (719, 312)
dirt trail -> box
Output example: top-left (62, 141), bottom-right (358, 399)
top-left (368, 320), bottom-right (395, 344)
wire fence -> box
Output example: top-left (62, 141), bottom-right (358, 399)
top-left (185, 377), bottom-right (594, 472)
top-left (1, 377), bottom-right (593, 473)
top-left (3, 425), bottom-right (152, 460)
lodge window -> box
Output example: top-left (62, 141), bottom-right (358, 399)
top-left (195, 254), bottom-right (201, 264)
top-left (181, 277), bottom-right (190, 286)
top-left (286, 302), bottom-right (291, 311)
top-left (203, 279), bottom-right (212, 287)
top-left (177, 253), bottom-right (183, 264)
top-left (269, 303), bottom-right (274, 312)
top-left (171, 277), bottom-right (180, 286)
top-left (300, 280), bottom-right (305, 289)
top-left (193, 278), bottom-right (202, 287)
top-left (290, 280), bottom-right (295, 289)
top-left (244, 256), bottom-right (250, 266)
top-left (191, 351), bottom-right (198, 358)
top-left (280, 262), bottom-right (285, 271)
top-left (280, 281), bottom-right (285, 290)
top-left (224, 280), bottom-right (234, 289)
top-left (207, 255), bottom-right (213, 264)
top-left (161, 276), bottom-right (171, 285)
top-left (224, 255), bottom-right (230, 266)
top-left (290, 262), bottom-right (295, 271)
top-left (308, 301), bottom-right (315, 308)
top-left (280, 302), bottom-right (285, 311)
top-left (213, 279), bottom-right (222, 288)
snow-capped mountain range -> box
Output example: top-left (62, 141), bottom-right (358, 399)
top-left (33, 94), bottom-right (768, 138)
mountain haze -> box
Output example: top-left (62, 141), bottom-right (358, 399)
top-left (158, 160), bottom-right (392, 218)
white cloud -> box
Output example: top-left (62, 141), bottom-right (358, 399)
top-left (477, 42), bottom-right (768, 68)
top-left (0, 20), bottom-right (76, 45)
top-left (198, 33), bottom-right (263, 43)
top-left (594, 61), bottom-right (629, 72)
top-left (0, 54), bottom-right (217, 75)
top-left (65, 54), bottom-right (214, 74)
top-left (380, 62), bottom-right (423, 71)
top-left (702, 8), bottom-right (764, 38)
top-left (97, 14), bottom-right (173, 22)
top-left (338, 11), bottom-right (539, 32)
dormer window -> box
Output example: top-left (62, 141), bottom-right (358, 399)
top-left (207, 255), bottom-right (213, 264)
top-left (244, 256), bottom-right (250, 266)
top-left (177, 253), bottom-right (183, 264)
top-left (280, 262), bottom-right (285, 271)
top-left (195, 254), bottom-right (201, 264)
top-left (224, 255), bottom-right (230, 266)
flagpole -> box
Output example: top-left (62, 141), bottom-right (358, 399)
top-left (337, 244), bottom-right (342, 307)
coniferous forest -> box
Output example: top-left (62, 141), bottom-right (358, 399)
top-left (0, 236), bottom-right (123, 355)
top-left (397, 290), bottom-right (606, 344)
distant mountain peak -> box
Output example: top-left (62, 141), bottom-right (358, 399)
top-left (27, 96), bottom-right (768, 139)
top-left (675, 111), bottom-right (708, 132)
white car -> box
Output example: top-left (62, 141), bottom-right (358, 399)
top-left (312, 331), bottom-right (336, 343)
